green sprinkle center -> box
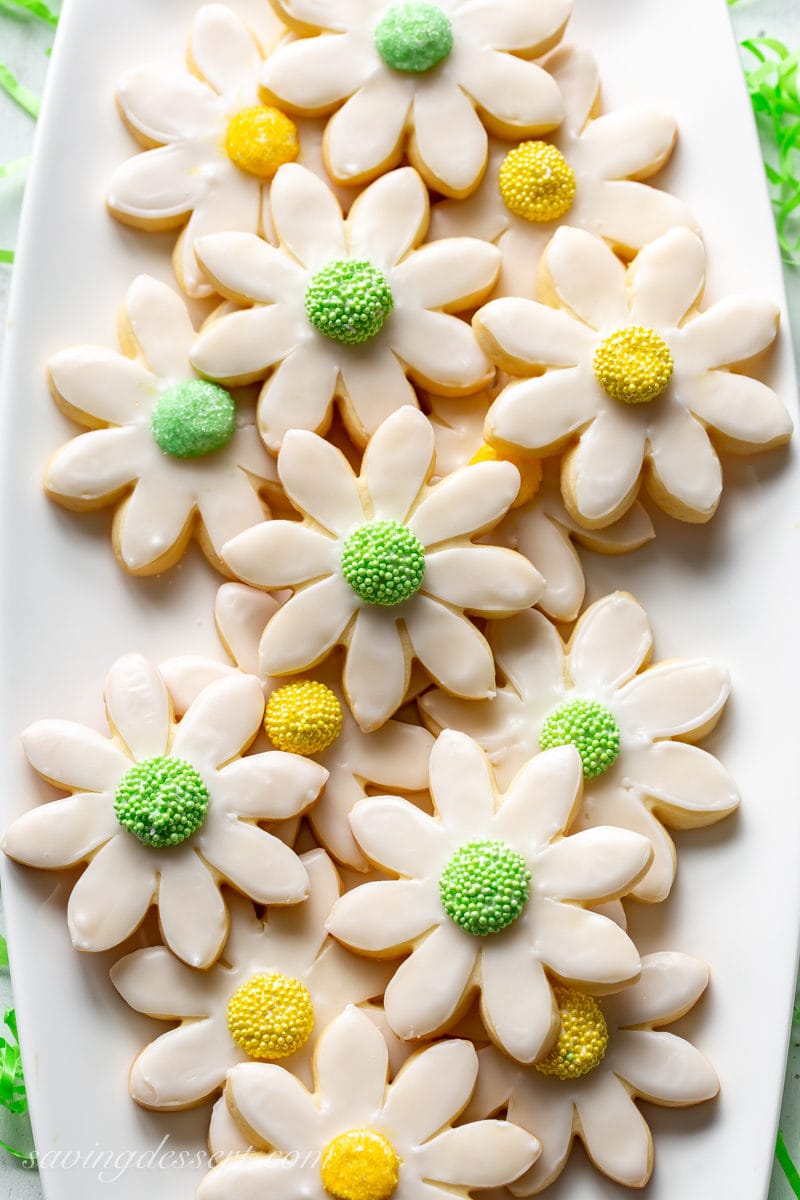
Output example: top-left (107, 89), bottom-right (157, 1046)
top-left (439, 840), bottom-right (531, 937)
top-left (151, 380), bottom-right (236, 459)
top-left (374, 2), bottom-right (453, 74)
top-left (114, 755), bottom-right (210, 848)
top-left (539, 699), bottom-right (621, 779)
top-left (341, 520), bottom-right (425, 607)
top-left (304, 260), bottom-right (394, 346)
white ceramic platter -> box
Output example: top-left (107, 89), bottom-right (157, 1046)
top-left (1, 0), bottom-right (798, 1197)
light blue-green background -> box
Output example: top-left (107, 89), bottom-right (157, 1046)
top-left (0, 0), bottom-right (799, 1195)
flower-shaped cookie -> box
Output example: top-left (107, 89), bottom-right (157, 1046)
top-left (111, 850), bottom-right (392, 1108)
top-left (430, 44), bottom-right (697, 299)
top-left (197, 1005), bottom-right (540, 1200)
top-left (191, 165), bottom-right (500, 450)
top-left (223, 408), bottom-right (544, 732)
top-left (45, 275), bottom-right (280, 576)
top-left (421, 593), bottom-right (739, 903)
top-left (260, 0), bottom-right (568, 198)
top-left (161, 582), bottom-right (434, 869)
top-left (328, 730), bottom-right (651, 1061)
top-left (2, 655), bottom-right (327, 967)
top-left (469, 953), bottom-right (718, 1192)
top-left (477, 226), bottom-right (792, 527)
top-left (428, 393), bottom-right (654, 622)
top-left (108, 5), bottom-right (339, 297)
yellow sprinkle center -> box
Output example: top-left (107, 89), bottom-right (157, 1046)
top-left (535, 986), bottom-right (608, 1080)
top-left (469, 443), bottom-right (543, 507)
top-left (593, 325), bottom-right (674, 406)
top-left (498, 141), bottom-right (577, 223)
top-left (320, 1130), bottom-right (400, 1200)
top-left (224, 106), bottom-right (300, 178)
top-left (265, 681), bottom-right (344, 755)
top-left (226, 973), bottom-right (314, 1060)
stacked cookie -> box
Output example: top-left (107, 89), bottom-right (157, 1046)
top-left (3, 1), bottom-right (793, 1196)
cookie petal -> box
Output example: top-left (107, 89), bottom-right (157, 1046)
top-left (615, 660), bottom-right (729, 740)
top-left (568, 592), bottom-right (652, 692)
top-left (67, 835), bottom-right (155, 951)
top-left (384, 923), bottom-right (478, 1038)
top-left (172, 673), bottom-right (264, 767)
top-left (383, 1039), bottom-right (477, 1140)
top-left (130, 1019), bottom-right (234, 1108)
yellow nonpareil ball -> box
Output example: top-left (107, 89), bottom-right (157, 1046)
top-left (535, 986), bottom-right (608, 1080)
top-left (226, 973), bottom-right (314, 1060)
top-left (594, 325), bottom-right (674, 406)
top-left (498, 141), bottom-right (577, 223)
top-left (320, 1129), bottom-right (401, 1200)
top-left (265, 680), bottom-right (344, 755)
top-left (224, 106), bottom-right (299, 178)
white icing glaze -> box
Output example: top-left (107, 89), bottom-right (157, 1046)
top-left (430, 44), bottom-right (698, 298)
top-left (160, 582), bottom-right (434, 869)
top-left (3, 655), bottom-right (328, 967)
top-left (196, 1006), bottom-right (541, 1200)
top-left (260, 0), bottom-right (568, 197)
top-left (110, 850), bottom-right (393, 1107)
top-left (191, 164), bottom-right (500, 451)
top-left (327, 730), bottom-right (650, 1060)
top-left (108, 5), bottom-right (346, 298)
top-left (419, 592), bottom-right (739, 903)
top-left (470, 952), bottom-right (718, 1193)
top-left (477, 226), bottom-right (792, 527)
top-left (45, 275), bottom-right (280, 576)
top-left (221, 409), bottom-right (543, 732)
top-left (427, 392), bottom-right (654, 621)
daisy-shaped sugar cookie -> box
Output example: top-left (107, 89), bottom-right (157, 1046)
top-left (197, 1005), bottom-right (540, 1200)
top-left (2, 655), bottom-right (327, 968)
top-left (477, 226), bottom-right (792, 528)
top-left (108, 5), bottom-right (344, 298)
top-left (223, 408), bottom-right (544, 732)
top-left (111, 850), bottom-right (393, 1109)
top-left (430, 44), bottom-right (697, 299)
top-left (469, 952), bottom-right (718, 1192)
top-left (45, 275), bottom-right (281, 577)
top-left (428, 393), bottom-right (654, 622)
top-left (259, 0), bottom-right (567, 198)
top-left (191, 165), bottom-right (500, 451)
top-left (161, 582), bottom-right (434, 869)
top-left (420, 593), bottom-right (739, 903)
top-left (328, 730), bottom-right (651, 1061)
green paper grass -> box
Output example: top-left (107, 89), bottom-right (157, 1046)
top-left (0, 0), bottom-right (57, 24)
top-left (0, 63), bottom-right (40, 117)
top-left (740, 38), bottom-right (800, 265)
top-left (777, 1130), bottom-right (800, 1198)
top-left (0, 250), bottom-right (15, 264)
top-left (0, 1008), bottom-right (34, 1164)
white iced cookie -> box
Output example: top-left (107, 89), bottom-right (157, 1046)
top-left (111, 849), bottom-right (393, 1109)
top-left (468, 952), bottom-right (719, 1193)
top-left (2, 655), bottom-right (327, 968)
top-left (191, 164), bottom-right (500, 451)
top-left (161, 582), bottom-right (434, 869)
top-left (428, 393), bottom-right (654, 622)
top-left (420, 593), bottom-right (739, 903)
top-left (477, 226), bottom-right (792, 527)
top-left (430, 44), bottom-right (697, 299)
top-left (197, 1005), bottom-right (541, 1200)
top-left (223, 408), bottom-right (544, 732)
top-left (44, 275), bottom-right (281, 577)
top-left (108, 4), bottom-right (346, 298)
top-left (328, 730), bottom-right (651, 1061)
top-left (206, 1002), bottom-right (423, 1160)
top-left (259, 0), bottom-right (568, 198)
